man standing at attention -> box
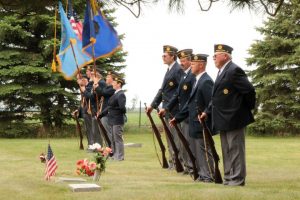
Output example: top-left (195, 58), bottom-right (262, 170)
top-left (200, 44), bottom-right (256, 186)
top-left (170, 53), bottom-right (214, 182)
top-left (146, 45), bottom-right (183, 169)
top-left (95, 71), bottom-right (116, 147)
top-left (100, 76), bottom-right (126, 161)
top-left (159, 49), bottom-right (195, 174)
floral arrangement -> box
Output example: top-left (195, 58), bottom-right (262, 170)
top-left (76, 159), bottom-right (96, 176)
top-left (76, 143), bottom-right (112, 177)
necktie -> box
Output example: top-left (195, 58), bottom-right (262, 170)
top-left (183, 72), bottom-right (187, 79)
top-left (192, 80), bottom-right (198, 91)
top-left (194, 79), bottom-right (197, 87)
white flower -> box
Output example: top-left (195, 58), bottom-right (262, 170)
top-left (90, 143), bottom-right (101, 150)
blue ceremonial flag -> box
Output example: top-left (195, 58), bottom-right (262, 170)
top-left (82, 0), bottom-right (122, 60)
top-left (56, 1), bottom-right (91, 80)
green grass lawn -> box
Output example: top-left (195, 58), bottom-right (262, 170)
top-left (0, 133), bottom-right (299, 200)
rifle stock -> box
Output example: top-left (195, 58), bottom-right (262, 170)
top-left (173, 123), bottom-right (199, 180)
top-left (198, 110), bottom-right (223, 184)
top-left (144, 104), bottom-right (168, 169)
top-left (74, 114), bottom-right (84, 150)
top-left (157, 108), bottom-right (184, 173)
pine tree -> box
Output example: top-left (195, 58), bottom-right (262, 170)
top-left (0, 1), bottom-right (126, 137)
top-left (246, 0), bottom-right (300, 135)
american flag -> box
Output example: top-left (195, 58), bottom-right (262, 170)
top-left (67, 2), bottom-right (83, 41)
top-left (45, 144), bottom-right (58, 181)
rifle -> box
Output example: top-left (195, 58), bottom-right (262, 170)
top-left (197, 109), bottom-right (223, 184)
top-left (73, 112), bottom-right (84, 150)
top-left (157, 108), bottom-right (184, 173)
top-left (172, 122), bottom-right (199, 180)
top-left (145, 104), bottom-right (168, 168)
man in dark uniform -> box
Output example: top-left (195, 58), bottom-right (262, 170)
top-left (170, 53), bottom-right (215, 182)
top-left (146, 45), bottom-right (184, 169)
top-left (95, 71), bottom-right (116, 146)
top-left (74, 67), bottom-right (94, 147)
top-left (80, 68), bottom-right (103, 147)
top-left (89, 68), bottom-right (106, 146)
top-left (159, 49), bottom-right (195, 174)
top-left (100, 76), bottom-right (126, 161)
top-left (200, 44), bottom-right (256, 186)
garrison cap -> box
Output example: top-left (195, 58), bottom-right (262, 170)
top-left (113, 76), bottom-right (125, 85)
top-left (80, 74), bottom-right (88, 79)
top-left (107, 70), bottom-right (118, 78)
top-left (86, 65), bottom-right (93, 71)
top-left (177, 49), bottom-right (193, 59)
top-left (214, 44), bottom-right (233, 54)
top-left (92, 68), bottom-right (104, 74)
top-left (163, 45), bottom-right (178, 54)
top-left (191, 54), bottom-right (209, 62)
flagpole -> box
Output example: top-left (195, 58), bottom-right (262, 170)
top-left (91, 42), bottom-right (101, 114)
top-left (90, 0), bottom-right (98, 78)
top-left (65, 0), bottom-right (68, 15)
top-left (69, 40), bottom-right (82, 78)
top-left (70, 39), bottom-right (88, 150)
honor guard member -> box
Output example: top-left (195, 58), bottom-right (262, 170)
top-left (95, 71), bottom-right (116, 146)
top-left (159, 49), bottom-right (195, 174)
top-left (100, 76), bottom-right (126, 161)
top-left (80, 68), bottom-right (103, 147)
top-left (73, 73), bottom-right (92, 146)
top-left (146, 45), bottom-right (184, 169)
top-left (76, 68), bottom-right (94, 147)
top-left (90, 68), bottom-right (107, 146)
top-left (200, 44), bottom-right (256, 186)
top-left (170, 54), bottom-right (215, 182)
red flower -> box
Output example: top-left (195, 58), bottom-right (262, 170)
top-left (76, 159), bottom-right (84, 166)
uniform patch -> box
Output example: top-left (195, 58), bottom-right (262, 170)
top-left (183, 85), bottom-right (188, 90)
top-left (169, 81), bottom-right (174, 86)
top-left (223, 88), bottom-right (229, 94)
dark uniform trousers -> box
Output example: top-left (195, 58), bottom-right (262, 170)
top-left (151, 62), bottom-right (183, 168)
top-left (166, 69), bottom-right (195, 170)
top-left (206, 61), bottom-right (255, 186)
top-left (81, 81), bottom-right (95, 146)
top-left (92, 115), bottom-right (103, 146)
top-left (83, 112), bottom-right (93, 145)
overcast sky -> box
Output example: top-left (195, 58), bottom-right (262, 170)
top-left (112, 1), bottom-right (266, 107)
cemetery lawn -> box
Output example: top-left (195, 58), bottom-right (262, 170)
top-left (0, 134), bottom-right (299, 200)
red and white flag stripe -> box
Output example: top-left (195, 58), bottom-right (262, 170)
top-left (69, 16), bottom-right (83, 41)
